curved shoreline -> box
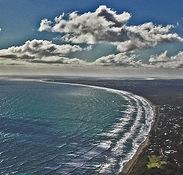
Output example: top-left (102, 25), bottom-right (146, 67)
top-left (120, 105), bottom-right (156, 175)
top-left (0, 77), bottom-right (155, 174)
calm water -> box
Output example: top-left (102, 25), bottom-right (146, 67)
top-left (0, 80), bottom-right (153, 175)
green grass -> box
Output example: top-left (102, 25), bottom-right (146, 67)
top-left (147, 155), bottom-right (167, 169)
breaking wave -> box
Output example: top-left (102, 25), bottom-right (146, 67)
top-left (0, 79), bottom-right (154, 174)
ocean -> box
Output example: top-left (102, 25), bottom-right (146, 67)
top-left (0, 79), bottom-right (154, 174)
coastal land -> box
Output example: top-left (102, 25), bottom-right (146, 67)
top-left (0, 64), bottom-right (183, 175)
top-left (45, 77), bottom-right (183, 175)
top-left (1, 64), bottom-right (183, 79)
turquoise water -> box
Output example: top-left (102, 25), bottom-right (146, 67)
top-left (0, 80), bottom-right (153, 175)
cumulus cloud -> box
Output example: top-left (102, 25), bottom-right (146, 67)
top-left (148, 51), bottom-right (183, 68)
top-left (1, 38), bottom-right (183, 68)
top-left (31, 56), bottom-right (85, 64)
top-left (149, 51), bottom-right (170, 63)
top-left (39, 19), bottom-right (52, 32)
top-left (117, 23), bottom-right (182, 52)
top-left (0, 39), bottom-right (82, 60)
top-left (94, 50), bottom-right (183, 68)
top-left (39, 5), bottom-right (182, 52)
top-left (94, 52), bottom-right (142, 66)
top-left (39, 5), bottom-right (131, 45)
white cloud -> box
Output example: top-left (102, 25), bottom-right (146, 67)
top-left (121, 23), bottom-right (182, 51)
top-left (39, 19), bottom-right (52, 32)
top-left (32, 56), bottom-right (85, 64)
top-left (1, 39), bottom-right (183, 68)
top-left (39, 5), bottom-right (131, 44)
top-left (148, 51), bottom-right (183, 68)
top-left (94, 50), bottom-right (183, 68)
top-left (149, 51), bottom-right (170, 63)
top-left (39, 5), bottom-right (182, 52)
top-left (0, 38), bottom-right (140, 66)
top-left (94, 52), bottom-right (142, 66)
top-left (0, 39), bottom-right (82, 59)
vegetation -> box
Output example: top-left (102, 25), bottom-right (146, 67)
top-left (147, 155), bottom-right (167, 169)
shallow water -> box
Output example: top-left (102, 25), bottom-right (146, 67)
top-left (0, 80), bottom-right (153, 175)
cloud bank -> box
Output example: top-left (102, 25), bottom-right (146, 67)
top-left (0, 39), bottom-right (82, 59)
top-left (39, 5), bottom-right (182, 52)
top-left (93, 53), bottom-right (141, 67)
top-left (93, 51), bottom-right (183, 68)
top-left (149, 51), bottom-right (183, 68)
top-left (1, 39), bottom-right (183, 68)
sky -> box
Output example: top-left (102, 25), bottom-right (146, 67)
top-left (0, 0), bottom-right (183, 68)
top-left (0, 0), bottom-right (183, 48)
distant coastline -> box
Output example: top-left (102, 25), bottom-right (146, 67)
top-left (1, 64), bottom-right (183, 79)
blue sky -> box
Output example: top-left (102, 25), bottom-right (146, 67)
top-left (0, 0), bottom-right (183, 49)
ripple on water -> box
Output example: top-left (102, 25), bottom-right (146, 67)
top-left (0, 80), bottom-right (154, 175)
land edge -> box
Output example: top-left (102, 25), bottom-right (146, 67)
top-left (1, 64), bottom-right (183, 79)
top-left (0, 75), bottom-right (162, 174)
top-left (120, 106), bottom-right (159, 175)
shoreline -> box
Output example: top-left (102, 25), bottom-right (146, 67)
top-left (0, 76), bottom-right (181, 174)
top-left (1, 64), bottom-right (183, 79)
top-left (121, 137), bottom-right (150, 175)
top-left (42, 79), bottom-right (156, 175)
top-left (0, 76), bottom-right (156, 174)
top-left (121, 106), bottom-right (158, 175)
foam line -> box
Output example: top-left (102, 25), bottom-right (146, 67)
top-left (2, 77), bottom-right (154, 174)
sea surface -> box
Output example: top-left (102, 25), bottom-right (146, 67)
top-left (0, 80), bottom-right (154, 175)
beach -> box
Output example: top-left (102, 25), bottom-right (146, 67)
top-left (42, 77), bottom-right (183, 175)
top-left (55, 78), bottom-right (183, 175)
